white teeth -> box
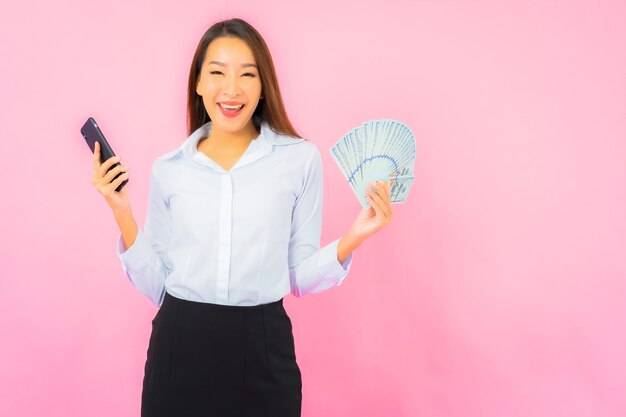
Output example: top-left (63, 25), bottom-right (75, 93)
top-left (220, 103), bottom-right (244, 110)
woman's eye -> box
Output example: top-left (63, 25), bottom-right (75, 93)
top-left (208, 70), bottom-right (256, 77)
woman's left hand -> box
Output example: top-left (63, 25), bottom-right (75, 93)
top-left (347, 179), bottom-right (395, 243)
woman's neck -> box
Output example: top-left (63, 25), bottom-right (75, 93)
top-left (207, 123), bottom-right (260, 149)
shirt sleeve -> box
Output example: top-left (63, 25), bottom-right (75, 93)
top-left (116, 162), bottom-right (173, 307)
top-left (288, 146), bottom-right (355, 297)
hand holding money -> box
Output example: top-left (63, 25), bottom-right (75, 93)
top-left (336, 178), bottom-right (394, 263)
top-left (349, 179), bottom-right (394, 241)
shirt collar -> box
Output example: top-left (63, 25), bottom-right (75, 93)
top-left (157, 120), bottom-right (303, 162)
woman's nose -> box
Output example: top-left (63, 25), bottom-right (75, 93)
top-left (223, 75), bottom-right (241, 96)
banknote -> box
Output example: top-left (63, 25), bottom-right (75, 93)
top-left (330, 119), bottom-right (416, 208)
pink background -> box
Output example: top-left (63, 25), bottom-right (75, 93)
top-left (1, 0), bottom-right (625, 416)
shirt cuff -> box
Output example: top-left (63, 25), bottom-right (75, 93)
top-left (320, 238), bottom-right (354, 286)
top-left (116, 229), bottom-right (150, 274)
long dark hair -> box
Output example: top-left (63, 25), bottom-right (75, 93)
top-left (187, 18), bottom-right (301, 138)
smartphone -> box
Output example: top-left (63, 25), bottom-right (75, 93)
top-left (81, 117), bottom-right (128, 192)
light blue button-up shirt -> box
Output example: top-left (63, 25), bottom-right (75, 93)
top-left (116, 121), bottom-right (354, 307)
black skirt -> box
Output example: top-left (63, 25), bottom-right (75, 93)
top-left (142, 291), bottom-right (302, 417)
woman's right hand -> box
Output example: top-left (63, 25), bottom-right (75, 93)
top-left (92, 140), bottom-right (132, 215)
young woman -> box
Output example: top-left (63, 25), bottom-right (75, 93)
top-left (92, 17), bottom-right (393, 417)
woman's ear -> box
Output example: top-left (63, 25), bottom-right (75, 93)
top-left (196, 76), bottom-right (202, 96)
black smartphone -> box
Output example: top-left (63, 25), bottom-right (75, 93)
top-left (81, 117), bottom-right (128, 192)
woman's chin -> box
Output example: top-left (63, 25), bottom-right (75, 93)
top-left (209, 116), bottom-right (256, 135)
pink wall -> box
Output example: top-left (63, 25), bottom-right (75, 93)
top-left (1, 0), bottom-right (625, 416)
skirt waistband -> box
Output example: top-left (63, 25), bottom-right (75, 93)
top-left (161, 291), bottom-right (284, 313)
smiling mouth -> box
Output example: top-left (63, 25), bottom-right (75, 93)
top-left (218, 102), bottom-right (245, 118)
top-left (218, 103), bottom-right (244, 111)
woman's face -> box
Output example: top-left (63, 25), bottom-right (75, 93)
top-left (196, 36), bottom-right (263, 136)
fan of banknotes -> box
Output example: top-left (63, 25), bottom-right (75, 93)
top-left (329, 119), bottom-right (416, 208)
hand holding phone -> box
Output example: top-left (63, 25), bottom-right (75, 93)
top-left (81, 117), bottom-right (128, 192)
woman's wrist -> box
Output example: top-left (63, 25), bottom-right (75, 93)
top-left (112, 208), bottom-right (139, 249)
top-left (337, 231), bottom-right (364, 265)
top-left (113, 207), bottom-right (134, 222)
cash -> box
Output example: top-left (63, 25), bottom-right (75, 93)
top-left (330, 119), bottom-right (416, 208)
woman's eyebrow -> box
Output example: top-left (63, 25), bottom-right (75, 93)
top-left (208, 61), bottom-right (258, 69)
